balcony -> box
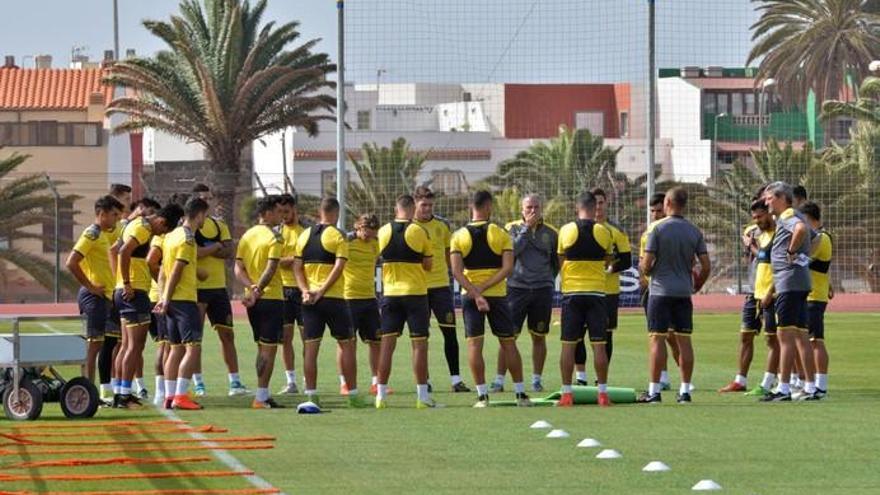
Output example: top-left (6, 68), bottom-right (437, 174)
top-left (702, 112), bottom-right (810, 142)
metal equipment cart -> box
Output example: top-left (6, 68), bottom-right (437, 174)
top-left (0, 315), bottom-right (99, 420)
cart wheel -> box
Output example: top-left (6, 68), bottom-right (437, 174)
top-left (60, 377), bottom-right (99, 419)
top-left (3, 378), bottom-right (44, 421)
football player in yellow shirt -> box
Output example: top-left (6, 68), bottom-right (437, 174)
top-left (66, 195), bottom-right (124, 383)
top-left (802, 201), bottom-right (831, 396)
top-left (115, 202), bottom-right (183, 408)
top-left (107, 196), bottom-right (159, 402)
top-left (294, 198), bottom-right (365, 408)
top-left (744, 200), bottom-right (781, 397)
top-left (720, 199), bottom-right (777, 393)
top-left (414, 186), bottom-right (470, 393)
top-left (450, 191), bottom-right (531, 408)
top-left (235, 196), bottom-right (287, 409)
top-left (277, 193), bottom-right (305, 395)
top-left (146, 233), bottom-right (169, 406)
top-left (593, 188), bottom-right (631, 364)
top-left (191, 183), bottom-right (246, 397)
top-left (375, 196), bottom-right (435, 409)
top-left (155, 198), bottom-right (207, 411)
top-left (341, 214), bottom-right (381, 395)
top-left (556, 192), bottom-right (614, 407)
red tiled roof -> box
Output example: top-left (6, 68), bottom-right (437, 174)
top-left (0, 67), bottom-right (111, 110)
top-left (295, 149), bottom-right (492, 161)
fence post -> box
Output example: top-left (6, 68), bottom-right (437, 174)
top-left (44, 173), bottom-right (61, 303)
top-left (646, 0), bottom-right (656, 225)
top-left (336, 0), bottom-right (347, 229)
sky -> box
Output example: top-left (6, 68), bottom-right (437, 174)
top-left (0, 0), bottom-right (759, 84)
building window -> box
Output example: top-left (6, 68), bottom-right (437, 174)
top-left (574, 111), bottom-right (605, 136)
top-left (321, 169), bottom-right (350, 195)
top-left (620, 112), bottom-right (629, 137)
top-left (717, 93), bottom-right (729, 115)
top-left (72, 123), bottom-right (100, 146)
top-left (42, 199), bottom-right (74, 254)
top-left (431, 169), bottom-right (466, 195)
top-left (702, 94), bottom-right (717, 114)
top-left (37, 121), bottom-right (59, 145)
top-left (357, 111), bottom-right (371, 131)
top-left (832, 118), bottom-right (855, 141)
top-left (731, 93), bottom-right (744, 115)
top-left (0, 123), bottom-right (13, 146)
top-left (744, 93), bottom-right (756, 115)
top-left (0, 122), bottom-right (101, 147)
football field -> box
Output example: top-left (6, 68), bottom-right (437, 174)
top-left (3, 311), bottom-right (879, 494)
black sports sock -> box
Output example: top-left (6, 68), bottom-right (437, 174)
top-left (606, 332), bottom-right (614, 362)
top-left (441, 326), bottom-right (460, 376)
top-left (574, 340), bottom-right (587, 367)
top-left (98, 336), bottom-right (118, 385)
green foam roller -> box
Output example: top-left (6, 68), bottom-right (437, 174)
top-left (544, 386), bottom-right (637, 404)
top-left (490, 399), bottom-right (557, 407)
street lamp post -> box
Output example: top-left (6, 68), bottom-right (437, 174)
top-left (758, 78), bottom-right (776, 150)
top-left (713, 113), bottom-right (728, 181)
top-left (44, 174), bottom-right (61, 303)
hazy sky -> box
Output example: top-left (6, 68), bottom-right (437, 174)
top-left (0, 0), bottom-right (758, 84)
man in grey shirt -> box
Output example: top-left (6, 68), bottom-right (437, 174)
top-left (490, 194), bottom-right (559, 393)
top-left (761, 181), bottom-right (819, 402)
top-left (638, 187), bottom-right (710, 404)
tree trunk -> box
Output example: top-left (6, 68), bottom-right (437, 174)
top-left (209, 150), bottom-right (243, 237)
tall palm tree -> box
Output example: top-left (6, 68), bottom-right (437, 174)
top-left (104, 0), bottom-right (336, 232)
top-left (718, 139), bottom-right (865, 289)
top-left (0, 152), bottom-right (78, 296)
top-left (822, 76), bottom-right (880, 127)
top-left (821, 123), bottom-right (880, 290)
top-left (346, 138), bottom-right (429, 225)
top-left (747, 0), bottom-right (880, 105)
top-left (488, 126), bottom-right (619, 198)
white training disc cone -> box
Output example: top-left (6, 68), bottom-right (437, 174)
top-left (642, 461), bottom-right (671, 472)
top-left (692, 479), bottom-right (722, 491)
top-left (577, 438), bottom-right (602, 448)
top-left (545, 429), bottom-right (570, 439)
top-left (530, 420), bottom-right (552, 429)
top-left (595, 449), bottom-right (622, 459)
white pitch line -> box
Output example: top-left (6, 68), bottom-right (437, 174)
top-left (156, 405), bottom-right (284, 494)
top-left (38, 322), bottom-right (64, 334)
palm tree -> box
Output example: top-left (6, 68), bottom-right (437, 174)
top-left (747, 0), bottom-right (880, 105)
top-left (0, 152), bottom-right (78, 296)
top-left (346, 138), bottom-right (429, 225)
top-left (821, 123), bottom-right (880, 290)
top-left (822, 76), bottom-right (880, 127)
top-left (488, 126), bottom-right (620, 202)
top-left (104, 0), bottom-right (336, 232)
top-left (717, 139), bottom-right (865, 289)
top-left (490, 188), bottom-right (568, 228)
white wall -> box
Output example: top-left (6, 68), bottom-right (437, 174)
top-left (658, 77), bottom-right (711, 182)
top-left (658, 78), bottom-right (703, 142)
top-left (142, 128), bottom-right (205, 165)
top-left (436, 102), bottom-right (489, 132)
top-left (252, 128), bottom-right (296, 196)
top-left (461, 84), bottom-right (506, 138)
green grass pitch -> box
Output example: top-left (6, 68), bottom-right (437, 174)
top-left (3, 311), bottom-right (879, 494)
